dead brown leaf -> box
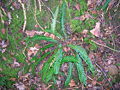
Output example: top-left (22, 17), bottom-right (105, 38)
top-left (75, 4), bottom-right (80, 10)
top-left (69, 79), bottom-right (76, 87)
top-left (1, 28), bottom-right (6, 34)
top-left (90, 22), bottom-right (101, 37)
top-left (27, 45), bottom-right (39, 60)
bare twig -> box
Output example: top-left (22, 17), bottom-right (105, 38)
top-left (34, 0), bottom-right (44, 30)
top-left (91, 40), bottom-right (120, 52)
top-left (18, 0), bottom-right (27, 32)
top-left (37, 0), bottom-right (42, 12)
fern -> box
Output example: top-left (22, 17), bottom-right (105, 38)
top-left (60, 1), bottom-right (67, 38)
top-left (62, 55), bottom-right (78, 63)
top-left (75, 54), bottom-right (87, 85)
top-left (25, 2), bottom-right (95, 87)
top-left (65, 62), bottom-right (73, 86)
top-left (25, 35), bottom-right (58, 43)
top-left (51, 6), bottom-right (59, 34)
top-left (68, 44), bottom-right (95, 74)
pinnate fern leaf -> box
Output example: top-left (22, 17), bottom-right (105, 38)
top-left (53, 48), bottom-right (63, 74)
top-left (25, 35), bottom-right (58, 43)
top-left (65, 62), bottom-right (73, 86)
top-left (51, 6), bottom-right (59, 33)
top-left (68, 44), bottom-right (95, 73)
top-left (75, 54), bottom-right (87, 85)
top-left (61, 1), bottom-right (67, 38)
top-left (62, 55), bottom-right (78, 63)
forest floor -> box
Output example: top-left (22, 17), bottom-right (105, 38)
top-left (0, 0), bottom-right (120, 90)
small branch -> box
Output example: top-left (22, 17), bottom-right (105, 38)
top-left (91, 40), bottom-right (120, 52)
top-left (37, 0), bottom-right (42, 12)
top-left (34, 0), bottom-right (44, 30)
top-left (18, 0), bottom-right (27, 32)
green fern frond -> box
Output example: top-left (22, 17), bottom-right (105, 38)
top-left (61, 1), bottom-right (67, 38)
top-left (53, 48), bottom-right (63, 74)
top-left (62, 55), bottom-right (78, 63)
top-left (51, 6), bottom-right (59, 33)
top-left (75, 54), bottom-right (87, 85)
top-left (68, 44), bottom-right (95, 74)
top-left (41, 43), bottom-right (54, 51)
top-left (65, 62), bottom-right (73, 86)
top-left (25, 35), bottom-right (58, 43)
top-left (30, 51), bottom-right (52, 74)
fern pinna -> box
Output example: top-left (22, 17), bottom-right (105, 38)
top-left (25, 1), bottom-right (95, 86)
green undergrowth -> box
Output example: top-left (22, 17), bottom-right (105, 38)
top-left (66, 0), bottom-right (97, 33)
top-left (25, 1), bottom-right (95, 87)
top-left (0, 0), bottom-right (98, 89)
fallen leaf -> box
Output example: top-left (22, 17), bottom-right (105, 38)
top-left (69, 79), bottom-right (76, 87)
top-left (90, 22), bottom-right (101, 37)
top-left (0, 68), bottom-right (2, 71)
top-left (74, 13), bottom-right (93, 21)
top-left (27, 46), bottom-right (39, 60)
top-left (107, 65), bottom-right (119, 76)
top-left (1, 28), bottom-right (6, 34)
top-left (14, 82), bottom-right (26, 90)
top-left (75, 4), bottom-right (80, 10)
top-left (25, 30), bottom-right (36, 37)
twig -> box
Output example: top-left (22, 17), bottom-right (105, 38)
top-left (91, 40), bottom-right (120, 52)
top-left (95, 62), bottom-right (113, 88)
top-left (34, 0), bottom-right (44, 30)
top-left (37, 0), bottom-right (42, 12)
top-left (18, 0), bottom-right (27, 32)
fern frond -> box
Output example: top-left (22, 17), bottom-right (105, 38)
top-left (25, 35), bottom-right (58, 43)
top-left (53, 48), bottom-right (63, 74)
top-left (51, 6), bottom-right (59, 33)
top-left (61, 2), bottom-right (67, 38)
top-left (62, 55), bottom-right (78, 63)
top-left (68, 44), bottom-right (95, 73)
top-left (65, 62), bottom-right (73, 86)
top-left (41, 43), bottom-right (54, 51)
top-left (75, 54), bottom-right (87, 85)
top-left (41, 50), bottom-right (57, 82)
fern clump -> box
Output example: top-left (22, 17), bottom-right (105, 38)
top-left (26, 1), bottom-right (95, 86)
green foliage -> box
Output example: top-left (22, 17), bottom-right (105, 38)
top-left (65, 62), bottom-right (73, 86)
top-left (62, 55), bottom-right (78, 63)
top-left (60, 1), bottom-right (67, 38)
top-left (0, 76), bottom-right (15, 89)
top-left (26, 2), bottom-right (95, 86)
top-left (102, 0), bottom-right (111, 11)
top-left (75, 54), bottom-right (87, 85)
top-left (25, 35), bottom-right (58, 43)
top-left (51, 6), bottom-right (59, 34)
top-left (68, 44), bottom-right (95, 74)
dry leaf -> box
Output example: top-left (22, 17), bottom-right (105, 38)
top-left (107, 65), bottom-right (119, 76)
top-left (25, 30), bottom-right (36, 37)
top-left (74, 13), bottom-right (92, 21)
top-left (90, 22), bottom-right (101, 37)
top-left (1, 28), bottom-right (6, 34)
top-left (14, 82), bottom-right (26, 90)
top-left (27, 46), bottom-right (39, 60)
top-left (75, 4), bottom-right (80, 10)
top-left (69, 79), bottom-right (76, 87)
